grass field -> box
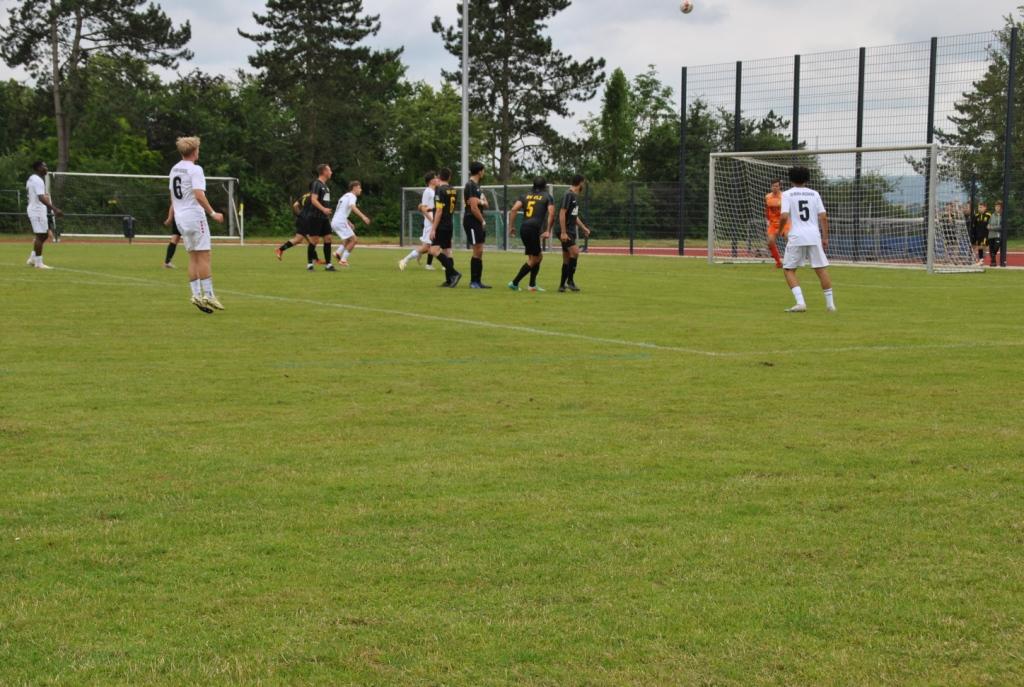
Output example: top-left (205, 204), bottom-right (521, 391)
top-left (2, 242), bottom-right (1023, 686)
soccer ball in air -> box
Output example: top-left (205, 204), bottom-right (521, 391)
top-left (681, 0), bottom-right (694, 13)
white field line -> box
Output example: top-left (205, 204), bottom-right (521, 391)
top-left (3, 264), bottom-right (1022, 359)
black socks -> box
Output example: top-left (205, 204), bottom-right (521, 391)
top-left (165, 242), bottom-right (177, 264)
top-left (513, 263), bottom-right (531, 285)
top-left (471, 257), bottom-right (483, 283)
top-left (307, 244), bottom-right (318, 264)
top-left (323, 242), bottom-right (332, 264)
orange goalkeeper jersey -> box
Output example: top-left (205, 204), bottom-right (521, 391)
top-left (765, 192), bottom-right (790, 235)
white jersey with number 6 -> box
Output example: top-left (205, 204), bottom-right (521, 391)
top-left (169, 160), bottom-right (207, 223)
top-left (781, 187), bottom-right (826, 246)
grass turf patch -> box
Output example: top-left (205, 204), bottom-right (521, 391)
top-left (1, 243), bottom-right (1022, 685)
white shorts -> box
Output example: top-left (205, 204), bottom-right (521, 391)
top-left (419, 226), bottom-right (433, 245)
top-left (177, 216), bottom-right (211, 252)
top-left (783, 243), bottom-right (829, 269)
top-left (333, 221), bottom-right (356, 241)
top-left (28, 213), bottom-right (49, 235)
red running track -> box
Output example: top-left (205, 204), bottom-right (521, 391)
top-left (585, 245), bottom-right (1024, 267)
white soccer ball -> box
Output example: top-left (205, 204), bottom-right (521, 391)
top-left (681, 0), bottom-right (694, 13)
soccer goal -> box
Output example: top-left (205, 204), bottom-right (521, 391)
top-left (46, 172), bottom-right (244, 242)
top-left (401, 184), bottom-right (569, 251)
top-left (708, 145), bottom-right (980, 273)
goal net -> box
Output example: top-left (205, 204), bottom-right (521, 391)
top-left (708, 145), bottom-right (980, 273)
top-left (401, 184), bottom-right (569, 251)
top-left (46, 172), bottom-right (243, 242)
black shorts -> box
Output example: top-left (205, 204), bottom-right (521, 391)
top-left (560, 233), bottom-right (577, 251)
top-left (171, 221), bottom-right (181, 237)
top-left (432, 227), bottom-right (453, 250)
top-left (971, 228), bottom-right (987, 245)
top-left (464, 217), bottom-right (485, 246)
top-left (520, 224), bottom-right (543, 256)
top-left (308, 214), bottom-right (331, 237)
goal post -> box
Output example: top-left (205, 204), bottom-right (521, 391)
top-left (708, 144), bottom-right (981, 273)
top-left (401, 184), bottom-right (569, 251)
top-left (46, 172), bottom-right (243, 243)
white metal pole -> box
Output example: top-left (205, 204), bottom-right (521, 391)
top-left (461, 0), bottom-right (470, 187)
top-left (707, 155), bottom-right (716, 264)
top-left (926, 143), bottom-right (938, 273)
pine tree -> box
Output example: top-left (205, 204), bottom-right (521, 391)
top-left (0, 0), bottom-right (191, 171)
top-left (239, 0), bottom-right (404, 175)
top-left (432, 1), bottom-right (605, 182)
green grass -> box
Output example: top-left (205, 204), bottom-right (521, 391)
top-left (1, 243), bottom-right (1023, 686)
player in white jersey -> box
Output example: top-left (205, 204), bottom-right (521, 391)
top-left (399, 171), bottom-right (440, 271)
top-left (331, 180), bottom-right (371, 266)
top-left (774, 166), bottom-right (836, 313)
top-left (169, 136), bottom-right (225, 313)
top-left (25, 160), bottom-right (63, 269)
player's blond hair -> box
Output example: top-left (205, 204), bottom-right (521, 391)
top-left (176, 136), bottom-right (201, 158)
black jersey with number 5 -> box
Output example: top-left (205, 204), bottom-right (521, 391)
top-left (434, 184), bottom-right (458, 231)
top-left (518, 192), bottom-right (554, 230)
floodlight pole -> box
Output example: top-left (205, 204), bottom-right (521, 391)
top-left (461, 0), bottom-right (470, 187)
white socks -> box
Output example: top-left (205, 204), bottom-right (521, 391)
top-left (341, 250), bottom-right (351, 261)
top-left (404, 249), bottom-right (419, 262)
top-left (791, 286), bottom-right (805, 307)
top-left (823, 288), bottom-right (835, 309)
top-left (190, 279), bottom-right (201, 297)
top-left (200, 278), bottom-right (214, 297)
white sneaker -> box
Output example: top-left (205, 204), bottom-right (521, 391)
top-left (785, 304), bottom-right (807, 313)
top-left (26, 256), bottom-right (35, 266)
top-left (424, 264), bottom-right (436, 271)
top-left (35, 262), bottom-right (53, 270)
top-left (398, 259), bottom-right (407, 271)
top-left (826, 305), bottom-right (837, 312)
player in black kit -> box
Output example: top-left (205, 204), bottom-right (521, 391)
top-left (507, 177), bottom-right (555, 292)
top-left (464, 161), bottom-right (490, 288)
top-left (558, 174), bottom-right (592, 292)
top-left (429, 167), bottom-right (462, 287)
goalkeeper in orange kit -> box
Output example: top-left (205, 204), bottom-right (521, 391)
top-left (765, 179), bottom-right (790, 268)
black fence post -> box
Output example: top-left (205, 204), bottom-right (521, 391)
top-left (502, 183), bottom-right (508, 251)
top-left (854, 46), bottom-right (866, 262)
top-left (679, 66), bottom-right (687, 256)
top-left (734, 61), bottom-right (742, 152)
top-left (583, 182), bottom-right (591, 252)
top-left (1002, 27), bottom-right (1018, 267)
top-left (924, 37), bottom-right (938, 267)
top-left (629, 182), bottom-right (636, 256)
top-left (792, 54), bottom-right (801, 149)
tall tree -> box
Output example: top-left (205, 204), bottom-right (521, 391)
top-left (0, 0), bottom-right (191, 171)
top-left (239, 0), bottom-right (403, 176)
top-left (598, 69), bottom-right (632, 182)
top-left (937, 7), bottom-right (1024, 224)
top-left (432, 1), bottom-right (605, 182)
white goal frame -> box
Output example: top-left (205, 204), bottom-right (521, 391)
top-left (46, 171), bottom-right (244, 243)
top-left (708, 144), bottom-right (978, 273)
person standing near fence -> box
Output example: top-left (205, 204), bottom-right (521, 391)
top-left (463, 161), bottom-right (491, 288)
top-left (25, 160), bottom-right (63, 270)
top-left (558, 174), bottom-right (592, 292)
top-left (988, 202), bottom-right (1004, 267)
top-left (973, 202), bottom-right (992, 266)
top-left (169, 136), bottom-right (224, 313)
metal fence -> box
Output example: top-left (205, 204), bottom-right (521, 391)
top-left (679, 28), bottom-right (1021, 264)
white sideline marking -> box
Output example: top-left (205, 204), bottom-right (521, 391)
top-left (4, 264), bottom-right (1023, 359)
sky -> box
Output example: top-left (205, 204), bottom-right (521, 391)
top-left (0, 0), bottom-right (1016, 127)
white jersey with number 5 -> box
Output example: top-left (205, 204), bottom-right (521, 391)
top-left (781, 187), bottom-right (826, 246)
top-left (169, 160), bottom-right (207, 222)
